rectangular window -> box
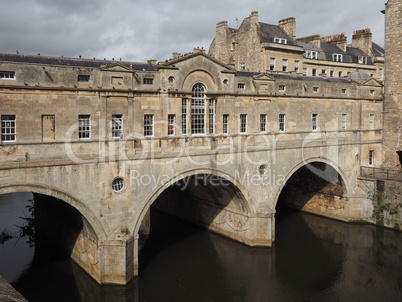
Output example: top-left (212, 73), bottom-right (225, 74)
top-left (1, 115), bottom-right (16, 142)
top-left (78, 115), bottom-right (91, 140)
top-left (369, 150), bottom-right (374, 166)
top-left (270, 58), bottom-right (275, 71)
top-left (182, 98), bottom-right (188, 135)
top-left (282, 59), bottom-right (288, 72)
top-left (321, 69), bottom-right (326, 75)
top-left (274, 37), bottom-right (287, 44)
top-left (223, 114), bottom-right (229, 134)
top-left (370, 90), bottom-right (375, 96)
top-left (339, 71), bottom-right (343, 78)
top-left (313, 87), bottom-right (319, 93)
top-left (342, 114), bottom-right (347, 130)
top-left (341, 89), bottom-right (347, 94)
top-left (143, 78), bottom-right (154, 85)
top-left (312, 69), bottom-right (317, 76)
top-left (240, 62), bottom-right (246, 71)
top-left (168, 114), bottom-right (175, 136)
top-left (306, 50), bottom-right (318, 59)
top-left (232, 42), bottom-right (236, 51)
top-left (240, 114), bottom-right (247, 134)
top-left (358, 56), bottom-right (367, 64)
top-left (312, 114), bottom-right (318, 131)
top-left (379, 69), bottom-right (383, 80)
top-left (303, 68), bottom-right (308, 76)
top-left (330, 70), bottom-right (335, 77)
top-left (191, 98), bottom-right (205, 134)
top-left (0, 71), bottom-right (15, 80)
top-left (260, 114), bottom-right (267, 133)
top-left (279, 114), bottom-right (285, 132)
top-left (238, 83), bottom-right (245, 89)
top-left (112, 114), bottom-right (123, 139)
top-left (78, 75), bottom-right (90, 82)
top-left (279, 85), bottom-right (285, 92)
top-left (369, 114), bottom-right (374, 130)
top-left (144, 115), bottom-right (154, 137)
top-left (333, 54), bottom-right (343, 62)
top-left (209, 99), bottom-right (216, 134)
top-left (294, 60), bottom-right (299, 73)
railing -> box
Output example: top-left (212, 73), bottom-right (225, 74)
top-left (360, 166), bottom-right (402, 182)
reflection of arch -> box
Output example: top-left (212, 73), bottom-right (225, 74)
top-left (132, 168), bottom-right (255, 235)
top-left (182, 70), bottom-right (217, 92)
top-left (274, 157), bottom-right (350, 209)
top-left (0, 183), bottom-right (107, 241)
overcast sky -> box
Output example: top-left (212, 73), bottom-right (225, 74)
top-left (0, 0), bottom-right (386, 63)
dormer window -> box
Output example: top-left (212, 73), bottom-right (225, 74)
top-left (78, 75), bottom-right (90, 82)
top-left (143, 78), bottom-right (154, 85)
top-left (306, 50), bottom-right (318, 59)
top-left (358, 56), bottom-right (368, 64)
top-left (333, 54), bottom-right (343, 62)
top-left (274, 38), bottom-right (287, 44)
top-left (238, 83), bottom-right (245, 89)
top-left (0, 71), bottom-right (15, 79)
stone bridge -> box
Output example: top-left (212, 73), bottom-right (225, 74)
top-left (0, 128), bottom-right (381, 284)
top-left (0, 50), bottom-right (384, 284)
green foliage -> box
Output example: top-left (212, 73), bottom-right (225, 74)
top-left (370, 185), bottom-right (402, 220)
top-left (121, 226), bottom-right (130, 235)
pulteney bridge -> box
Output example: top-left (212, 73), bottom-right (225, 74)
top-left (0, 51), bottom-right (384, 284)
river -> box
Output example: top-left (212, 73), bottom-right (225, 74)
top-left (1, 192), bottom-right (402, 302)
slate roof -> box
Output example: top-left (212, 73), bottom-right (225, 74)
top-left (320, 43), bottom-right (352, 63)
top-left (297, 41), bottom-right (327, 60)
top-left (0, 53), bottom-right (157, 71)
top-left (259, 22), bottom-right (296, 45)
top-left (235, 71), bottom-right (351, 83)
top-left (372, 42), bottom-right (385, 57)
top-left (346, 47), bottom-right (373, 64)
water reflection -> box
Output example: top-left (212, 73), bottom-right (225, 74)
top-left (1, 193), bottom-right (402, 301)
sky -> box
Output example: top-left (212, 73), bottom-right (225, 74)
top-left (0, 0), bottom-right (386, 63)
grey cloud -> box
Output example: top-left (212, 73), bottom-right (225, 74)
top-left (0, 0), bottom-right (385, 63)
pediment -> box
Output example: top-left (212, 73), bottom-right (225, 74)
top-left (360, 78), bottom-right (383, 87)
top-left (253, 73), bottom-right (275, 81)
top-left (159, 52), bottom-right (235, 73)
top-left (100, 63), bottom-right (133, 72)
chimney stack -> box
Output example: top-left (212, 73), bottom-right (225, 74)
top-left (279, 17), bottom-right (296, 41)
top-left (322, 33), bottom-right (347, 52)
top-left (352, 28), bottom-right (372, 56)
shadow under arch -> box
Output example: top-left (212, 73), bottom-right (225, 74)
top-left (274, 157), bottom-right (350, 221)
top-left (132, 168), bottom-right (255, 237)
top-left (0, 183), bottom-right (107, 242)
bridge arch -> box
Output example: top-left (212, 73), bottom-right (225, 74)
top-left (132, 167), bottom-right (256, 236)
top-left (274, 157), bottom-right (351, 219)
top-left (0, 183), bottom-right (107, 242)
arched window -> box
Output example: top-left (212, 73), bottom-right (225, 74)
top-left (191, 83), bottom-right (206, 134)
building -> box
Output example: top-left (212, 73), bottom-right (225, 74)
top-left (382, 0), bottom-right (402, 169)
top-left (208, 11), bottom-right (384, 81)
top-left (0, 50), bottom-right (382, 148)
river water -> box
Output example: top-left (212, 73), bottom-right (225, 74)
top-left (1, 192), bottom-right (402, 302)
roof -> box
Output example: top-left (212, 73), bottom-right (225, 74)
top-left (0, 53), bottom-right (157, 71)
top-left (372, 42), bottom-right (385, 57)
top-left (236, 71), bottom-right (351, 83)
top-left (346, 47), bottom-right (373, 64)
top-left (259, 22), bottom-right (296, 45)
top-left (320, 43), bottom-right (352, 63)
top-left (348, 69), bottom-right (371, 80)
